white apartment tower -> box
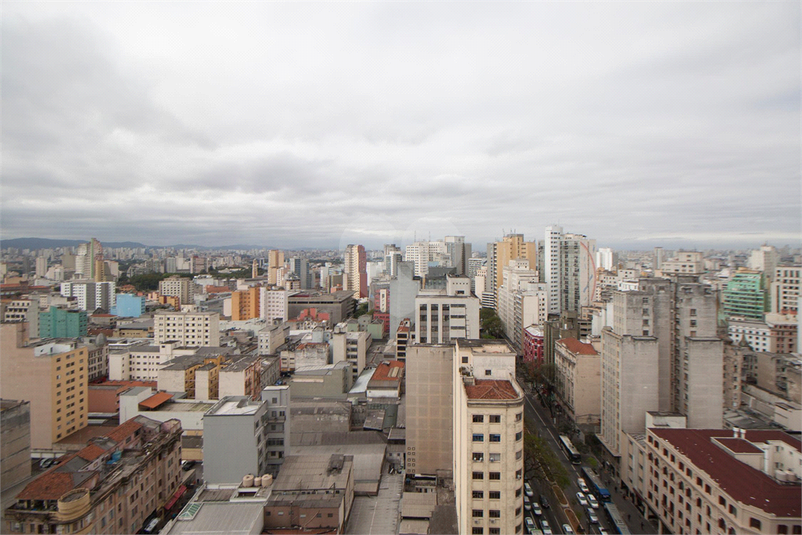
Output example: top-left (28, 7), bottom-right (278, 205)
top-left (260, 288), bottom-right (290, 323)
top-left (497, 259), bottom-right (548, 350)
top-left (414, 278), bottom-right (480, 344)
top-left (153, 311), bottom-right (220, 347)
top-left (158, 275), bottom-right (195, 305)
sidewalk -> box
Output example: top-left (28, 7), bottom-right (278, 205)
top-left (601, 471), bottom-right (658, 534)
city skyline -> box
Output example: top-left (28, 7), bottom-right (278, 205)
top-left (2, 2), bottom-right (799, 249)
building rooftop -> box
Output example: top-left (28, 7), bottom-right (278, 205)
top-left (465, 379), bottom-right (519, 400)
top-left (369, 360), bottom-right (404, 382)
top-left (271, 454), bottom-right (353, 493)
top-left (557, 337), bottom-right (598, 355)
top-left (207, 398), bottom-right (262, 416)
top-left (651, 428), bottom-right (801, 517)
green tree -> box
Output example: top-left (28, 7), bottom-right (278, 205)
top-left (353, 302), bottom-right (370, 319)
top-left (523, 422), bottom-right (571, 489)
top-left (479, 308), bottom-right (505, 339)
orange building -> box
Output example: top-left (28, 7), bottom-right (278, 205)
top-left (231, 286), bottom-right (260, 321)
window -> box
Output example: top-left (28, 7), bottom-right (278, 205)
top-left (489, 453), bottom-right (500, 462)
top-left (489, 510), bottom-right (501, 518)
top-left (489, 415), bottom-right (501, 423)
top-left (515, 487), bottom-right (522, 497)
top-left (489, 434), bottom-right (501, 442)
top-left (515, 412), bottom-right (523, 422)
top-left (473, 453), bottom-right (484, 462)
top-left (749, 519), bottom-right (761, 530)
top-left (473, 434), bottom-right (484, 442)
top-left (472, 529), bottom-right (484, 535)
top-left (473, 491), bottom-right (484, 499)
top-left (473, 415), bottom-right (484, 423)
top-left (473, 472), bottom-right (484, 480)
top-left (490, 529), bottom-right (500, 535)
top-left (729, 505), bottom-right (737, 515)
top-left (489, 491), bottom-right (500, 499)
top-left (485, 370), bottom-right (492, 376)
top-left (489, 472), bottom-right (501, 480)
top-left (472, 510), bottom-right (484, 518)
top-left (515, 431), bottom-right (523, 441)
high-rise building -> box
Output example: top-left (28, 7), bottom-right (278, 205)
top-left (158, 275), bottom-right (195, 305)
top-left (260, 288), bottom-right (290, 323)
top-left (748, 244), bottom-right (781, 284)
top-left (723, 270), bottom-right (768, 320)
top-left (75, 238), bottom-right (102, 280)
top-left (486, 234), bottom-right (538, 307)
top-left (771, 266), bottom-right (800, 314)
top-left (0, 324), bottom-right (88, 448)
top-left (38, 306), bottom-right (88, 338)
top-left (444, 236), bottom-right (472, 276)
top-left (153, 310), bottom-right (220, 347)
top-left (544, 226), bottom-right (597, 315)
top-left (597, 247), bottom-right (614, 271)
top-left (344, 244), bottom-right (368, 298)
top-left (267, 250), bottom-right (284, 285)
top-left (414, 277), bottom-right (480, 344)
top-left (35, 256), bottom-right (48, 278)
top-left (496, 259), bottom-right (548, 350)
top-left (653, 247), bottom-right (664, 270)
top-left (660, 251), bottom-right (704, 275)
top-left (60, 280), bottom-right (116, 311)
top-left (231, 286), bottom-right (261, 320)
top-left (453, 340), bottom-right (525, 535)
top-left (110, 293), bottom-right (146, 318)
top-left (288, 257), bottom-right (310, 288)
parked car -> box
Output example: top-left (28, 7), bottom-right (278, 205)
top-left (587, 493), bottom-right (600, 509)
top-left (524, 495), bottom-right (532, 511)
top-left (524, 482), bottom-right (534, 497)
top-left (532, 501), bottom-right (543, 517)
top-left (577, 477), bottom-right (590, 493)
top-left (576, 491), bottom-right (588, 507)
top-left (182, 460), bottom-right (197, 471)
top-left (540, 518), bottom-right (553, 535)
top-left (562, 524), bottom-right (575, 535)
top-left (587, 509), bottom-right (599, 524)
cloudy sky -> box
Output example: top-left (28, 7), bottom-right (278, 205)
top-left (2, 2), bottom-right (799, 251)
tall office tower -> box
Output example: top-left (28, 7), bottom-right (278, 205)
top-left (497, 259), bottom-right (548, 350)
top-left (653, 247), bottom-right (664, 270)
top-left (75, 238), bottom-right (102, 279)
top-left (404, 240), bottom-right (447, 278)
top-left (600, 278), bottom-right (722, 464)
top-left (344, 244), bottom-right (368, 298)
top-left (405, 344), bottom-right (454, 475)
top-left (596, 247), bottom-right (614, 271)
top-left (384, 244), bottom-right (403, 277)
top-left (748, 244), bottom-right (781, 284)
top-left (722, 270), bottom-right (768, 320)
top-left (158, 275), bottom-right (195, 305)
top-left (267, 249), bottom-right (284, 285)
top-left (453, 341), bottom-right (525, 535)
top-left (486, 234), bottom-right (537, 307)
top-left (444, 236), bottom-right (472, 276)
top-left (544, 226), bottom-right (597, 315)
top-left (35, 257), bottom-right (47, 278)
top-left (289, 257), bottom-right (310, 288)
top-left (772, 266), bottom-right (801, 314)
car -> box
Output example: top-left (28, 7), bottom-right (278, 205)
top-left (540, 494), bottom-right (550, 508)
top-left (524, 495), bottom-right (532, 511)
top-left (562, 524), bottom-right (575, 535)
top-left (524, 482), bottom-right (534, 497)
top-left (143, 518), bottom-right (160, 533)
top-left (524, 516), bottom-right (536, 534)
top-left (39, 458), bottom-right (53, 469)
top-left (531, 502), bottom-right (543, 517)
top-left (577, 477), bottom-right (590, 493)
top-left (576, 491), bottom-right (588, 507)
top-left (587, 493), bottom-right (600, 509)
top-left (540, 518), bottom-right (553, 535)
top-left (598, 529), bottom-right (610, 535)
top-left (587, 509), bottom-right (599, 524)
top-left (181, 460), bottom-right (197, 471)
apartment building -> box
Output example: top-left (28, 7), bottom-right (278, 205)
top-left (544, 226), bottom-right (596, 315)
top-left (259, 287), bottom-right (290, 323)
top-left (231, 286), bottom-right (260, 320)
top-left (2, 299), bottom-right (39, 334)
top-left (771, 266), bottom-right (800, 314)
top-left (660, 251), bottom-right (704, 275)
top-left (496, 259), bottom-right (547, 351)
top-left (153, 310), bottom-right (220, 347)
top-left (453, 366), bottom-right (525, 535)
top-left (332, 330), bottom-right (370, 381)
top-left (258, 322), bottom-right (290, 355)
top-left (723, 270), bottom-right (768, 320)
top-left (644, 428), bottom-right (801, 535)
top-left (60, 280), bottom-right (116, 311)
top-left (1, 400), bottom-right (31, 488)
top-left (344, 244), bottom-right (368, 298)
top-left (487, 234), bottom-right (538, 304)
top-left (4, 416), bottom-right (183, 535)
top-left (0, 323), bottom-right (88, 448)
top-left (555, 338), bottom-right (601, 431)
top-left (414, 282), bottom-right (480, 344)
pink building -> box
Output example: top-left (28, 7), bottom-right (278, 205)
top-left (523, 325), bottom-right (544, 365)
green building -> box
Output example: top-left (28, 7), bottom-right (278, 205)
top-left (39, 306), bottom-right (88, 338)
top-left (722, 271), bottom-right (768, 321)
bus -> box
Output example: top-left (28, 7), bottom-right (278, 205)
top-left (580, 466), bottom-right (611, 502)
top-left (558, 435), bottom-right (581, 464)
top-left (602, 502), bottom-right (631, 534)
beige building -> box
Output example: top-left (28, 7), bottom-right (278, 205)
top-left (496, 259), bottom-right (547, 351)
top-left (660, 250), bottom-right (704, 275)
top-left (1, 400), bottom-right (31, 488)
top-left (414, 286), bottom-right (481, 344)
top-left (0, 323), bottom-right (88, 449)
top-left (771, 266), bottom-right (800, 314)
top-left (158, 275), bottom-right (195, 305)
top-left (331, 329), bottom-right (370, 382)
top-left (154, 310), bottom-right (220, 347)
top-left (267, 249), bottom-right (284, 285)
top-left (406, 344), bottom-right (454, 475)
top-left (453, 366), bottom-right (525, 535)
top-left (486, 234), bottom-right (538, 306)
top-left (645, 427), bottom-right (801, 535)
top-left (555, 338), bottom-right (601, 430)
top-left (259, 288), bottom-right (290, 323)
top-left (4, 416), bottom-right (183, 535)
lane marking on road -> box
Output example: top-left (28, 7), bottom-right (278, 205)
top-left (525, 394), bottom-right (558, 444)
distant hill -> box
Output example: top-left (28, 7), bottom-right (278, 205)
top-left (0, 238), bottom-right (148, 250)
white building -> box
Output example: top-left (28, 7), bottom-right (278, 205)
top-left (258, 322), bottom-right (290, 355)
top-left (260, 288), bottom-right (291, 323)
top-left (496, 260), bottom-right (547, 350)
top-left (158, 275), bottom-right (195, 305)
top-left (544, 225), bottom-right (597, 314)
top-left (414, 283), bottom-right (481, 344)
top-left (596, 247), bottom-right (614, 271)
top-left (60, 280), bottom-right (116, 311)
top-left (153, 310), bottom-right (220, 347)
top-left (771, 266), bottom-right (800, 314)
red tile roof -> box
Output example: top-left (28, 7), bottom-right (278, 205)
top-left (465, 380), bottom-right (519, 400)
top-left (77, 444), bottom-right (106, 462)
top-left (16, 471), bottom-right (78, 500)
top-left (371, 360), bottom-right (405, 382)
top-left (651, 428), bottom-right (801, 517)
top-left (107, 418), bottom-right (143, 444)
top-left (557, 338), bottom-right (597, 355)
top-left (138, 392), bottom-right (173, 410)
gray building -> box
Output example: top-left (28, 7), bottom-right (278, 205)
top-left (1, 399), bottom-right (31, 488)
top-left (288, 290), bottom-right (356, 324)
top-left (289, 361), bottom-right (353, 399)
top-left (390, 262), bottom-right (422, 336)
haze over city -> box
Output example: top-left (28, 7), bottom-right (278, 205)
top-left (2, 2), bottom-right (800, 250)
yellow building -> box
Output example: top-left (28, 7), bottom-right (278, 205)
top-left (0, 323), bottom-right (89, 449)
top-left (488, 234), bottom-right (538, 292)
top-left (231, 286), bottom-right (261, 321)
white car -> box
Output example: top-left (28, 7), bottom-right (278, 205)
top-left (540, 519), bottom-right (553, 535)
top-left (524, 482), bottom-right (534, 498)
top-left (524, 495), bottom-right (532, 511)
top-left (577, 477), bottom-right (590, 493)
top-left (587, 493), bottom-right (600, 509)
top-left (524, 516), bottom-right (536, 534)
top-left (587, 509), bottom-right (599, 524)
top-left (576, 491), bottom-right (588, 507)
top-left (562, 524), bottom-right (575, 535)
top-left (532, 502), bottom-right (543, 517)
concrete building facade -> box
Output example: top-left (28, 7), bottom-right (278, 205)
top-left (153, 310), bottom-right (220, 347)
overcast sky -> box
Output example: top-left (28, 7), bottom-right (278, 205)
top-left (2, 2), bottom-right (799, 251)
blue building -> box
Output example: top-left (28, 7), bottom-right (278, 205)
top-left (111, 294), bottom-right (146, 318)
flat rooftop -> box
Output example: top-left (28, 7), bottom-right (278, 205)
top-left (208, 399), bottom-right (262, 416)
